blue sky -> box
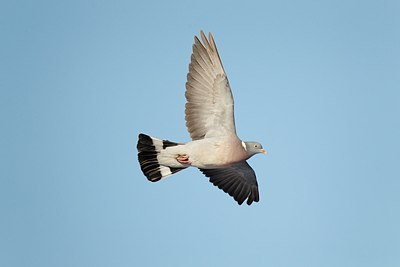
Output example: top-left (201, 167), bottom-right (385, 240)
top-left (1, 0), bottom-right (399, 266)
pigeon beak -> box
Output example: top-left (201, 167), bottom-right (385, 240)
top-left (261, 149), bottom-right (267, 155)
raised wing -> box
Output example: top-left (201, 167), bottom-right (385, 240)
top-left (185, 31), bottom-right (236, 140)
top-left (200, 161), bottom-right (260, 205)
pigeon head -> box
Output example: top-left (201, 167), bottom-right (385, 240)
top-left (243, 141), bottom-right (267, 157)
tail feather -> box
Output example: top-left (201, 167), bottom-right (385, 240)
top-left (137, 133), bottom-right (186, 182)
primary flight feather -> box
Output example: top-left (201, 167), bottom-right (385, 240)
top-left (137, 31), bottom-right (266, 205)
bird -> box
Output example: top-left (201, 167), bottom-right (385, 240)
top-left (137, 31), bottom-right (266, 205)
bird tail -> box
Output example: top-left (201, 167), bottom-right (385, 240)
top-left (137, 133), bottom-right (187, 182)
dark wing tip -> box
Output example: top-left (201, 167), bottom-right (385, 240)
top-left (246, 186), bottom-right (260, 205)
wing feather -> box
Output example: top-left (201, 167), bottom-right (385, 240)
top-left (185, 31), bottom-right (236, 140)
top-left (200, 161), bottom-right (260, 205)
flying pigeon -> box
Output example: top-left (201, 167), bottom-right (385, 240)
top-left (137, 31), bottom-right (266, 205)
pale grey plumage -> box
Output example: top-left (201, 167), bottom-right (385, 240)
top-left (185, 31), bottom-right (235, 140)
top-left (137, 31), bottom-right (266, 205)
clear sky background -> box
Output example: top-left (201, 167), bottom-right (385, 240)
top-left (1, 0), bottom-right (399, 266)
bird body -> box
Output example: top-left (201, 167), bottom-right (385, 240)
top-left (156, 135), bottom-right (248, 169)
top-left (137, 31), bottom-right (266, 205)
